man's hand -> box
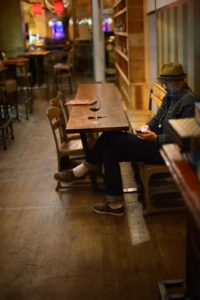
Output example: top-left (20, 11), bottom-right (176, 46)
top-left (136, 129), bottom-right (157, 142)
top-left (135, 124), bottom-right (149, 133)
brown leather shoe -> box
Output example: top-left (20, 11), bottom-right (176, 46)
top-left (54, 169), bottom-right (86, 182)
top-left (93, 203), bottom-right (125, 216)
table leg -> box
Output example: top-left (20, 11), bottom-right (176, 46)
top-left (30, 56), bottom-right (44, 86)
top-left (80, 132), bottom-right (99, 192)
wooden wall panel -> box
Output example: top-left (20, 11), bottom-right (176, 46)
top-left (177, 5), bottom-right (184, 63)
top-left (156, 0), bottom-right (200, 95)
top-left (169, 8), bottom-right (175, 61)
top-left (156, 0), bottom-right (177, 9)
top-left (157, 11), bottom-right (163, 75)
top-left (193, 0), bottom-right (200, 95)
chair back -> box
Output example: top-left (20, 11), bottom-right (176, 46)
top-left (49, 96), bottom-right (60, 107)
top-left (49, 94), bottom-right (68, 142)
top-left (46, 105), bottom-right (84, 174)
top-left (46, 106), bottom-right (66, 154)
top-left (57, 91), bottom-right (70, 125)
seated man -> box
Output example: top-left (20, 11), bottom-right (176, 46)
top-left (54, 62), bottom-right (200, 216)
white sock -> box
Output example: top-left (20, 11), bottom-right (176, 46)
top-left (73, 163), bottom-right (88, 177)
top-left (109, 202), bottom-right (123, 209)
top-left (106, 195), bottom-right (124, 208)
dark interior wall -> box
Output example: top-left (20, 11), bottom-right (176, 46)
top-left (0, 0), bottom-right (24, 57)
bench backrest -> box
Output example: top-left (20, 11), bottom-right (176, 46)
top-left (149, 82), bottom-right (166, 113)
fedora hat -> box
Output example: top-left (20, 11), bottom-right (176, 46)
top-left (157, 62), bottom-right (186, 82)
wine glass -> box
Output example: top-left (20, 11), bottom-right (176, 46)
top-left (89, 96), bottom-right (101, 122)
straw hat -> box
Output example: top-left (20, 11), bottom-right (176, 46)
top-left (157, 62), bottom-right (186, 82)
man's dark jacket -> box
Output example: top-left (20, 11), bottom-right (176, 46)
top-left (148, 84), bottom-right (200, 145)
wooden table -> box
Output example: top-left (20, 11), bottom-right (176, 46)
top-left (66, 82), bottom-right (129, 150)
top-left (161, 143), bottom-right (200, 229)
top-left (19, 50), bottom-right (50, 86)
top-left (3, 57), bottom-right (28, 66)
top-left (3, 57), bottom-right (29, 79)
top-left (66, 82), bottom-right (129, 190)
top-left (160, 143), bottom-right (200, 300)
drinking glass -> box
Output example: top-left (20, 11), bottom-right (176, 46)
top-left (89, 96), bottom-right (101, 122)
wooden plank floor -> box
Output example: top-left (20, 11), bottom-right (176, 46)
top-left (0, 83), bottom-right (186, 300)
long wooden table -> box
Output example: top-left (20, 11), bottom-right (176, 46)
top-left (66, 82), bottom-right (129, 149)
top-left (66, 82), bottom-right (129, 190)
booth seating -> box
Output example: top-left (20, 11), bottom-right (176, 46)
top-left (125, 82), bottom-right (183, 215)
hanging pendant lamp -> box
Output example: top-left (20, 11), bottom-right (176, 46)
top-left (32, 2), bottom-right (43, 16)
top-left (54, 0), bottom-right (64, 15)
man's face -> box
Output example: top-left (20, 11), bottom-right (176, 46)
top-left (161, 80), bottom-right (179, 93)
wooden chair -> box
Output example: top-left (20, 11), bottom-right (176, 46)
top-left (53, 48), bottom-right (76, 94)
top-left (0, 88), bottom-right (14, 149)
top-left (49, 93), bottom-right (81, 142)
top-left (46, 106), bottom-right (85, 191)
top-left (126, 82), bottom-right (184, 215)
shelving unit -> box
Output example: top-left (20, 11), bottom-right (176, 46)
top-left (113, 0), bottom-right (145, 109)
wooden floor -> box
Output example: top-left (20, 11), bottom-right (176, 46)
top-left (0, 81), bottom-right (187, 300)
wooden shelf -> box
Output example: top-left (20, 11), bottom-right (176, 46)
top-left (121, 85), bottom-right (129, 101)
top-left (113, 0), bottom-right (124, 9)
top-left (115, 47), bottom-right (128, 62)
top-left (113, 0), bottom-right (145, 109)
top-left (113, 7), bottom-right (127, 18)
top-left (115, 62), bottom-right (129, 86)
top-left (114, 31), bottom-right (128, 37)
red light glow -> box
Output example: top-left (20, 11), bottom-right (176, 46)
top-left (32, 2), bottom-right (43, 16)
top-left (54, 1), bottom-right (64, 15)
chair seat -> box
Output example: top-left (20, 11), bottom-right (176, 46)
top-left (60, 139), bottom-right (84, 155)
top-left (54, 63), bottom-right (70, 72)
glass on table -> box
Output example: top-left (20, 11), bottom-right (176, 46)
top-left (89, 96), bottom-right (101, 122)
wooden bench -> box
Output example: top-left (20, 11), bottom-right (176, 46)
top-left (125, 82), bottom-right (166, 131)
top-left (124, 82), bottom-right (184, 215)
